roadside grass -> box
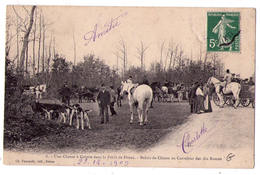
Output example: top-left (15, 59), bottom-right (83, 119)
top-left (4, 102), bottom-right (191, 153)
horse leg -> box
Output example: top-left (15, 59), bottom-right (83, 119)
top-left (216, 86), bottom-right (224, 107)
top-left (130, 104), bottom-right (134, 124)
top-left (233, 85), bottom-right (241, 108)
top-left (84, 112), bottom-right (91, 129)
top-left (137, 106), bottom-right (143, 125)
top-left (62, 113), bottom-right (66, 123)
top-left (144, 101), bottom-right (150, 125)
top-left (76, 114), bottom-right (80, 130)
top-left (81, 112), bottom-right (84, 130)
top-left (69, 110), bottom-right (75, 126)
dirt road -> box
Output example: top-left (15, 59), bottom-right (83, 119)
top-left (150, 102), bottom-right (254, 153)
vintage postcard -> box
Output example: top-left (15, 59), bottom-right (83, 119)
top-left (3, 6), bottom-right (255, 168)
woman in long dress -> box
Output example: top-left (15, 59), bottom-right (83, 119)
top-left (203, 84), bottom-right (212, 112)
top-left (196, 84), bottom-right (206, 114)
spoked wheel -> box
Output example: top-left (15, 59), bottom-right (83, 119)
top-left (252, 99), bottom-right (255, 108)
top-left (240, 98), bottom-right (251, 107)
top-left (225, 97), bottom-right (235, 106)
top-left (212, 93), bottom-right (220, 106)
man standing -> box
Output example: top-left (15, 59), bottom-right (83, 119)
top-left (97, 84), bottom-right (111, 124)
top-left (60, 82), bottom-right (71, 106)
top-left (188, 82), bottom-right (198, 113)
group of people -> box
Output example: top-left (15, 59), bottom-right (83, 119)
top-left (188, 82), bottom-right (212, 114)
top-left (59, 82), bottom-right (119, 124)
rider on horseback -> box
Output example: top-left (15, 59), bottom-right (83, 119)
top-left (222, 69), bottom-right (232, 92)
top-left (127, 76), bottom-right (133, 84)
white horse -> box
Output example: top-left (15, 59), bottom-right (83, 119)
top-left (120, 81), bottom-right (153, 125)
top-left (207, 76), bottom-right (241, 108)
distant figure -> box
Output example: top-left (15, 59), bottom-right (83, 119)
top-left (78, 86), bottom-right (85, 103)
top-left (109, 86), bottom-right (117, 116)
top-left (60, 82), bottom-right (71, 105)
top-left (248, 77), bottom-right (255, 86)
top-left (97, 84), bottom-right (111, 124)
top-left (195, 83), bottom-right (205, 114)
top-left (188, 82), bottom-right (198, 113)
top-left (116, 86), bottom-right (122, 107)
top-left (127, 76), bottom-right (133, 84)
top-left (142, 75), bottom-right (149, 85)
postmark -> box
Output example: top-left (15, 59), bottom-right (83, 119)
top-left (207, 12), bottom-right (240, 52)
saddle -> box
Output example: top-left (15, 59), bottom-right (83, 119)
top-left (129, 84), bottom-right (139, 95)
top-left (220, 86), bottom-right (232, 95)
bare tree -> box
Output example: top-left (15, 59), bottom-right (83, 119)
top-left (177, 47), bottom-right (184, 69)
top-left (167, 41), bottom-right (178, 70)
top-left (73, 28), bottom-right (77, 66)
top-left (116, 39), bottom-right (127, 78)
top-left (47, 34), bottom-right (52, 73)
top-left (113, 51), bottom-right (120, 74)
top-left (42, 14), bottom-right (46, 72)
top-left (19, 6), bottom-right (36, 75)
top-left (32, 8), bottom-right (37, 76)
top-left (5, 17), bottom-right (12, 60)
top-left (159, 40), bottom-right (165, 69)
top-left (53, 36), bottom-right (56, 57)
top-left (15, 15), bottom-right (20, 70)
top-left (136, 41), bottom-right (149, 71)
top-left (37, 13), bottom-right (42, 74)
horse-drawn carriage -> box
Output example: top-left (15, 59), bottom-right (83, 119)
top-left (212, 83), bottom-right (255, 108)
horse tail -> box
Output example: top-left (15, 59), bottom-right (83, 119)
top-left (237, 83), bottom-right (242, 98)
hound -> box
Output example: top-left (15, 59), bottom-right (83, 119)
top-left (69, 104), bottom-right (92, 130)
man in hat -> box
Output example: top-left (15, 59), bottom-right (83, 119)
top-left (127, 76), bottom-right (133, 84)
top-left (188, 82), bottom-right (198, 113)
top-left (97, 84), bottom-right (111, 124)
top-left (60, 81), bottom-right (71, 105)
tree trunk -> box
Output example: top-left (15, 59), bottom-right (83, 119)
top-left (19, 6), bottom-right (36, 75)
top-left (32, 8), bottom-right (37, 76)
top-left (42, 15), bottom-right (45, 72)
top-left (73, 29), bottom-right (76, 66)
top-left (37, 13), bottom-right (42, 74)
top-left (16, 17), bottom-right (20, 72)
top-left (25, 44), bottom-right (28, 74)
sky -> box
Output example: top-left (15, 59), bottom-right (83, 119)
top-left (7, 6), bottom-right (255, 78)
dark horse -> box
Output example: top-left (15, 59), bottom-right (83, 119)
top-left (78, 87), bottom-right (96, 103)
top-left (150, 82), bottom-right (163, 106)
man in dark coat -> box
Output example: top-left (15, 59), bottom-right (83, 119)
top-left (60, 82), bottom-right (72, 105)
top-left (142, 75), bottom-right (149, 85)
top-left (97, 84), bottom-right (111, 124)
top-left (188, 82), bottom-right (198, 113)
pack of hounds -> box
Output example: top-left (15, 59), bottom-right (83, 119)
top-left (35, 103), bottom-right (92, 130)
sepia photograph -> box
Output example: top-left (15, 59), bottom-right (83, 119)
top-left (3, 5), bottom-right (255, 168)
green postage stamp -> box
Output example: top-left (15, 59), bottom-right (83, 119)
top-left (207, 12), bottom-right (240, 52)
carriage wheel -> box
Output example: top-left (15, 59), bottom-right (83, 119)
top-left (225, 97), bottom-right (235, 106)
top-left (252, 99), bottom-right (255, 108)
top-left (212, 93), bottom-right (220, 106)
top-left (240, 98), bottom-right (251, 107)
